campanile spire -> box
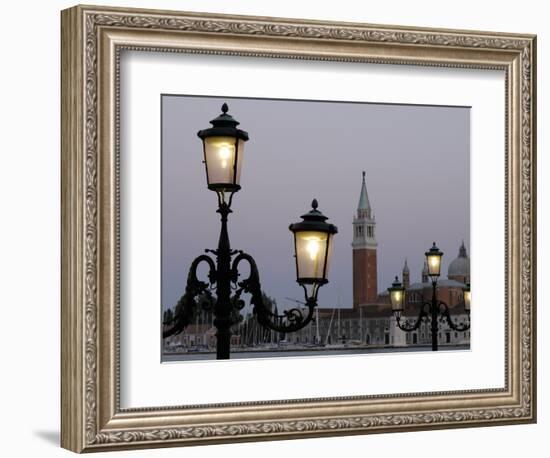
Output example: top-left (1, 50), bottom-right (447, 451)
top-left (352, 172), bottom-right (378, 307)
top-left (357, 170), bottom-right (372, 219)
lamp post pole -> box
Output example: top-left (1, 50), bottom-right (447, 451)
top-left (162, 103), bottom-right (338, 360)
top-left (430, 280), bottom-right (439, 351)
top-left (214, 202), bottom-right (232, 359)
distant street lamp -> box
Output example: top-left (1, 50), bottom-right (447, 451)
top-left (463, 282), bottom-right (471, 312)
top-left (163, 103), bottom-right (338, 359)
top-left (388, 242), bottom-right (470, 351)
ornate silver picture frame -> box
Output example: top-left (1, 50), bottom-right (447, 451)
top-left (61, 4), bottom-right (536, 453)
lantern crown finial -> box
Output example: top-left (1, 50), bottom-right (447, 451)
top-left (289, 200), bottom-right (338, 238)
top-left (197, 104), bottom-right (249, 141)
top-left (426, 242), bottom-right (443, 256)
top-left (390, 276), bottom-right (402, 288)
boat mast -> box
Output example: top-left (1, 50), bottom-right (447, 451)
top-left (325, 308), bottom-right (336, 345)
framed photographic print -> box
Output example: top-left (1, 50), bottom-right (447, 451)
top-left (61, 4), bottom-right (537, 453)
top-left (161, 95), bottom-right (471, 362)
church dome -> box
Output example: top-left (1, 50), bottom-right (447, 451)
top-left (448, 241), bottom-right (470, 278)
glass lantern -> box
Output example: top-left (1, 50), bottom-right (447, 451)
top-left (197, 103), bottom-right (249, 193)
top-left (463, 282), bottom-right (471, 312)
top-left (289, 199), bottom-right (338, 286)
top-left (388, 276), bottom-right (406, 313)
top-left (425, 242), bottom-right (443, 279)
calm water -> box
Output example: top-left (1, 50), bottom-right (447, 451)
top-left (163, 344), bottom-right (470, 362)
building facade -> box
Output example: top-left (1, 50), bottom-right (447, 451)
top-left (292, 172), bottom-right (470, 349)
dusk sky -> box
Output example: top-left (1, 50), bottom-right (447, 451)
top-left (161, 95), bottom-right (470, 312)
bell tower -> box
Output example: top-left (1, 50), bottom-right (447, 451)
top-left (352, 171), bottom-right (378, 307)
top-left (402, 259), bottom-right (410, 289)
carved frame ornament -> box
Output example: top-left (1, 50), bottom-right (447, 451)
top-left (61, 4), bottom-right (536, 453)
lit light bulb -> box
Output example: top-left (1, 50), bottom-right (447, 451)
top-left (464, 290), bottom-right (471, 310)
top-left (430, 257), bottom-right (438, 266)
top-left (218, 144), bottom-right (232, 168)
top-left (218, 144), bottom-right (231, 169)
top-left (306, 238), bottom-right (320, 260)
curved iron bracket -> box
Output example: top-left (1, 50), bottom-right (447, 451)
top-left (395, 302), bottom-right (430, 332)
top-left (162, 254), bottom-right (216, 339)
top-left (231, 251), bottom-right (316, 333)
top-left (439, 302), bottom-right (471, 331)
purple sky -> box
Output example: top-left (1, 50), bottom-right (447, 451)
top-left (162, 95), bottom-right (470, 312)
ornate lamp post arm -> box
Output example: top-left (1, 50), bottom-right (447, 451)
top-left (162, 200), bottom-right (236, 359)
top-left (232, 252), bottom-right (316, 333)
top-left (395, 302), bottom-right (430, 332)
top-left (439, 302), bottom-right (471, 332)
top-left (162, 254), bottom-right (216, 339)
top-left (165, 198), bottom-right (333, 359)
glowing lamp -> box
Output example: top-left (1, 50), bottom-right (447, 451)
top-left (463, 283), bottom-right (471, 312)
top-left (425, 242), bottom-right (443, 279)
top-left (197, 103), bottom-right (249, 193)
top-left (289, 200), bottom-right (338, 286)
top-left (388, 276), bottom-right (406, 312)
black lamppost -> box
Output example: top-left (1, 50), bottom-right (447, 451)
top-left (387, 242), bottom-right (471, 351)
top-left (163, 103), bottom-right (338, 360)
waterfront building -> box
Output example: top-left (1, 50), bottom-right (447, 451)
top-left (292, 172), bottom-right (470, 349)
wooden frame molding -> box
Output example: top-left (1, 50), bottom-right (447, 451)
top-left (61, 4), bottom-right (536, 453)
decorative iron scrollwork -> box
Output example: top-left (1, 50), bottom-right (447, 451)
top-left (162, 254), bottom-right (216, 339)
top-left (439, 302), bottom-right (471, 331)
top-left (164, 249), bottom-right (319, 340)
